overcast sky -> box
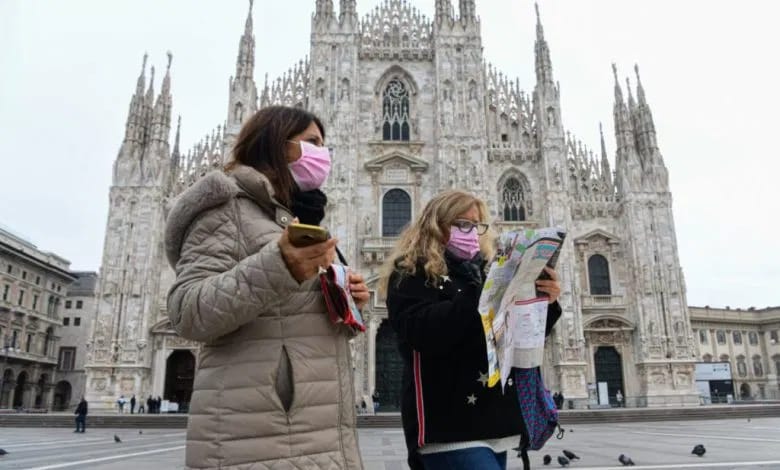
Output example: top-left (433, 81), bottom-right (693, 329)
top-left (1, 0), bottom-right (778, 308)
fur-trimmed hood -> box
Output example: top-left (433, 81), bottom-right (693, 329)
top-left (164, 165), bottom-right (288, 268)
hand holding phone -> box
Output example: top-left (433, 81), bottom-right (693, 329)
top-left (288, 223), bottom-right (330, 247)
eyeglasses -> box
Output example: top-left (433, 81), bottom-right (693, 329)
top-left (452, 219), bottom-right (490, 235)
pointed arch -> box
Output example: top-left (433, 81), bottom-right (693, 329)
top-left (587, 254), bottom-right (612, 295)
top-left (497, 171), bottom-right (532, 221)
top-left (375, 66), bottom-right (418, 142)
top-left (382, 189), bottom-right (411, 237)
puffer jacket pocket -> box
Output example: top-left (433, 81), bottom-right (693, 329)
top-left (275, 345), bottom-right (294, 413)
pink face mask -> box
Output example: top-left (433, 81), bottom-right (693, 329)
top-left (447, 226), bottom-right (481, 260)
top-left (288, 140), bottom-right (331, 191)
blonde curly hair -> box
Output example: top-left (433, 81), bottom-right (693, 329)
top-left (379, 190), bottom-right (495, 294)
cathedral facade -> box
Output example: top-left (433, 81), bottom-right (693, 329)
top-left (84, 0), bottom-right (700, 410)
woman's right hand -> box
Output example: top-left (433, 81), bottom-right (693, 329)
top-left (278, 226), bottom-right (338, 283)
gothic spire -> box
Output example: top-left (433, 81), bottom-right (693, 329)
top-left (635, 63), bottom-right (646, 105)
top-left (534, 3), bottom-right (553, 85)
top-left (436, 0), bottom-right (453, 23)
top-left (633, 63), bottom-right (658, 155)
top-left (599, 122), bottom-right (612, 187)
top-left (151, 52), bottom-right (173, 144)
top-left (123, 53), bottom-right (148, 143)
top-left (315, 0), bottom-right (334, 19)
top-left (135, 53), bottom-right (148, 96)
top-left (141, 65), bottom-right (155, 147)
top-left (612, 65), bottom-right (633, 158)
top-left (340, 0), bottom-right (356, 23)
top-left (459, 0), bottom-right (476, 23)
top-left (233, 0), bottom-right (255, 82)
top-left (626, 76), bottom-right (636, 113)
top-left (172, 115), bottom-right (181, 160)
top-left (612, 63), bottom-right (623, 104)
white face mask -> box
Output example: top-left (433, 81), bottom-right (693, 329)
top-left (287, 140), bottom-right (331, 191)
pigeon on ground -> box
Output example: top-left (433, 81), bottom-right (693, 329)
top-left (618, 454), bottom-right (635, 466)
top-left (562, 450), bottom-right (580, 460)
top-left (543, 454), bottom-right (552, 465)
top-left (557, 455), bottom-right (570, 467)
top-left (0, 448), bottom-right (7, 456)
top-left (114, 434), bottom-right (122, 443)
top-left (139, 430), bottom-right (143, 434)
top-left (691, 444), bottom-right (705, 457)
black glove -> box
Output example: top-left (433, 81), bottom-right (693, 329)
top-left (445, 251), bottom-right (485, 288)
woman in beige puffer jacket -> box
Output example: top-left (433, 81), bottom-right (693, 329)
top-left (164, 106), bottom-right (366, 469)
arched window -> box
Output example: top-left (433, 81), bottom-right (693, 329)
top-left (702, 354), bottom-right (712, 363)
top-left (753, 355), bottom-right (763, 377)
top-left (501, 177), bottom-right (529, 221)
top-left (748, 332), bottom-right (759, 345)
top-left (382, 189), bottom-right (411, 237)
top-left (736, 356), bottom-right (747, 377)
top-left (698, 329), bottom-right (708, 344)
top-left (773, 355), bottom-right (780, 376)
top-left (733, 331), bottom-right (742, 345)
top-left (588, 255), bottom-right (612, 295)
top-left (382, 79), bottom-right (410, 141)
top-left (716, 331), bottom-right (726, 345)
top-left (233, 102), bottom-right (244, 122)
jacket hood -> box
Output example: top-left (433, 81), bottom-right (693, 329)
top-left (164, 170), bottom-right (239, 268)
top-left (164, 165), bottom-right (289, 268)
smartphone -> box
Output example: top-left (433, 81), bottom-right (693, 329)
top-left (288, 223), bottom-right (330, 247)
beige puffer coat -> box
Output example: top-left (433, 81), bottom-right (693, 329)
top-left (164, 165), bottom-right (363, 470)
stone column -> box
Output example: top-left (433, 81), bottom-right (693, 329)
top-left (22, 383), bottom-right (35, 409)
top-left (152, 345), bottom-right (168, 397)
top-left (367, 317), bottom-right (379, 410)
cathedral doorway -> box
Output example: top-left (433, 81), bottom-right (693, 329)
top-left (594, 346), bottom-right (624, 406)
top-left (740, 382), bottom-right (751, 399)
top-left (53, 380), bottom-right (72, 411)
top-left (374, 320), bottom-right (403, 412)
top-left (164, 349), bottom-right (195, 412)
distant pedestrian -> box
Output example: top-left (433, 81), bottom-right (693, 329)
top-left (616, 390), bottom-right (624, 408)
top-left (156, 396), bottom-right (163, 414)
top-left (117, 395), bottom-right (126, 414)
top-left (74, 397), bottom-right (88, 433)
top-left (558, 391), bottom-right (566, 410)
top-left (130, 395), bottom-right (136, 414)
top-left (147, 395), bottom-right (153, 414)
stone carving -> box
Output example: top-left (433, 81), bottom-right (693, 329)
top-left (92, 378), bottom-right (107, 392)
top-left (166, 334), bottom-right (196, 349)
top-left (121, 377), bottom-right (135, 393)
top-left (675, 371), bottom-right (691, 386)
top-left (650, 371), bottom-right (666, 385)
top-left (363, 216), bottom-right (373, 236)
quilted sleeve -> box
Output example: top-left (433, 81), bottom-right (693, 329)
top-left (166, 205), bottom-right (301, 342)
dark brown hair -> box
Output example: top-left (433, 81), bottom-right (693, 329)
top-left (225, 106), bottom-right (325, 207)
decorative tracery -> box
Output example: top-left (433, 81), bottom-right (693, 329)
top-left (382, 79), bottom-right (410, 141)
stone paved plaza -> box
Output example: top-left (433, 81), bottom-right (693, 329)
top-left (0, 418), bottom-right (779, 469)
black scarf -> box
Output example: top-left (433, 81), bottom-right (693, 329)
top-left (290, 189), bottom-right (349, 265)
top-left (290, 189), bottom-right (327, 225)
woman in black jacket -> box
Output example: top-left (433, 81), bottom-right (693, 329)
top-left (381, 190), bottom-right (561, 470)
